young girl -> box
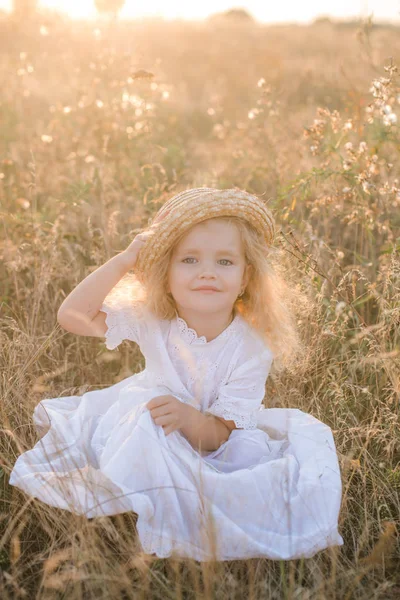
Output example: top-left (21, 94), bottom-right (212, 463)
top-left (9, 187), bottom-right (343, 561)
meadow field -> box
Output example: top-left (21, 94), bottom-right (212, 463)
top-left (0, 9), bottom-right (399, 599)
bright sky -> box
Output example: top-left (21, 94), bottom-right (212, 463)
top-left (0, 0), bottom-right (399, 23)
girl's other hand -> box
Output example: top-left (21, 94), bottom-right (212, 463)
top-left (146, 395), bottom-right (192, 436)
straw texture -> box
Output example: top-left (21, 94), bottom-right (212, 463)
top-left (134, 187), bottom-right (275, 286)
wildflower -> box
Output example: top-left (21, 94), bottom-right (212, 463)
top-left (342, 160), bottom-right (353, 171)
top-left (384, 112), bottom-right (397, 125)
top-left (358, 141), bottom-right (367, 153)
top-left (335, 301), bottom-right (346, 316)
top-left (313, 118), bottom-right (325, 128)
top-left (362, 181), bottom-right (373, 194)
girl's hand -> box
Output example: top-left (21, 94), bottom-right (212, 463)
top-left (146, 395), bottom-right (192, 436)
top-left (121, 223), bottom-right (159, 270)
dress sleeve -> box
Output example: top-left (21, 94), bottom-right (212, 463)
top-left (99, 273), bottom-right (148, 350)
top-left (204, 345), bottom-right (274, 430)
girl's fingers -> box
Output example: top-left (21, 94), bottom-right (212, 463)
top-left (147, 395), bottom-right (171, 410)
top-left (150, 406), bottom-right (171, 419)
top-left (154, 415), bottom-right (172, 427)
top-left (163, 426), bottom-right (176, 436)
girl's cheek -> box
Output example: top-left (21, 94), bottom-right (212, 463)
top-left (171, 265), bottom-right (189, 281)
top-left (172, 264), bottom-right (184, 275)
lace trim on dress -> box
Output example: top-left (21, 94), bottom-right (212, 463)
top-left (99, 273), bottom-right (146, 350)
top-left (176, 313), bottom-right (239, 345)
top-left (205, 403), bottom-right (259, 430)
top-left (100, 302), bottom-right (141, 350)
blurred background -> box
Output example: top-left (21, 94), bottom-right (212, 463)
top-left (0, 0), bottom-right (400, 24)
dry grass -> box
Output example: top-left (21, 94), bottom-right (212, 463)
top-left (0, 9), bottom-right (399, 600)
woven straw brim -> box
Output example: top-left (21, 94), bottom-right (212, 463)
top-left (134, 188), bottom-right (275, 286)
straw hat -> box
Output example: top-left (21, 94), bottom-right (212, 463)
top-left (134, 187), bottom-right (276, 287)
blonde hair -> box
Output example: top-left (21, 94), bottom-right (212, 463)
top-left (133, 215), bottom-right (302, 370)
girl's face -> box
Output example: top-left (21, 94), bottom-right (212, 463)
top-left (167, 219), bottom-right (252, 315)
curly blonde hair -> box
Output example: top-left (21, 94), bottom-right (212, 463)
top-left (132, 215), bottom-right (302, 369)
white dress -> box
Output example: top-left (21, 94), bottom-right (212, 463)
top-left (9, 277), bottom-right (344, 561)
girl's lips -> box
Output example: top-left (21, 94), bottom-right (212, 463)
top-left (195, 289), bottom-right (219, 293)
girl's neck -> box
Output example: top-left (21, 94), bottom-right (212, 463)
top-left (174, 306), bottom-right (237, 343)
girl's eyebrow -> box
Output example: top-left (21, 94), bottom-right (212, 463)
top-left (179, 248), bottom-right (239, 257)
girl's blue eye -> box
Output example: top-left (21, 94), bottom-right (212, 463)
top-left (182, 258), bottom-right (232, 266)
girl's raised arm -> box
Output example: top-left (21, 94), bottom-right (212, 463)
top-left (57, 229), bottom-right (152, 339)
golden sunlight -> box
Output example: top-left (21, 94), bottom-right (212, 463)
top-left (0, 0), bottom-right (399, 24)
